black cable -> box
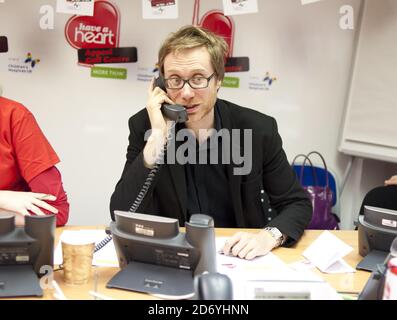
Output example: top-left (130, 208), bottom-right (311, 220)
top-left (94, 236), bottom-right (113, 253)
top-left (128, 121), bottom-right (176, 214)
top-left (96, 122), bottom-right (176, 253)
top-left (94, 227), bottom-right (113, 252)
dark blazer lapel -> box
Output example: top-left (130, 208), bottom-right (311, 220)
top-left (217, 100), bottom-right (246, 227)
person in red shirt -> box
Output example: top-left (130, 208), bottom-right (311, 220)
top-left (0, 96), bottom-right (69, 226)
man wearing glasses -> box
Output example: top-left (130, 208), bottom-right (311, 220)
top-left (110, 26), bottom-right (312, 259)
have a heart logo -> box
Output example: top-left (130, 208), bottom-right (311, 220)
top-left (65, 1), bottom-right (120, 50)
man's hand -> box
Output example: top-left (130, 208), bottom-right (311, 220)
top-left (0, 190), bottom-right (58, 217)
top-left (146, 77), bottom-right (174, 137)
top-left (385, 175), bottom-right (397, 186)
top-left (222, 230), bottom-right (278, 260)
top-left (143, 78), bottom-right (175, 168)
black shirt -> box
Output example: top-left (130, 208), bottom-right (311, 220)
top-left (178, 105), bottom-right (236, 227)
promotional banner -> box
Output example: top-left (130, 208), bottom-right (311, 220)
top-left (222, 0), bottom-right (258, 16)
top-left (142, 0), bottom-right (179, 19)
top-left (77, 47), bottom-right (138, 65)
top-left (57, 0), bottom-right (95, 16)
top-left (248, 72), bottom-right (277, 91)
top-left (65, 0), bottom-right (120, 50)
top-left (64, 0), bottom-right (138, 79)
top-left (6, 52), bottom-right (41, 74)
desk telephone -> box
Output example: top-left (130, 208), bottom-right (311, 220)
top-left (0, 214), bottom-right (56, 297)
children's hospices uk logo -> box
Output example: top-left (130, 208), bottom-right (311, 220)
top-left (24, 52), bottom-right (40, 68)
top-left (7, 52), bottom-right (41, 74)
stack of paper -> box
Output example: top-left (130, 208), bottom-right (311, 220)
top-left (302, 231), bottom-right (356, 273)
top-left (216, 237), bottom-right (341, 300)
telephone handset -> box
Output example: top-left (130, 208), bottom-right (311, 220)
top-left (154, 77), bottom-right (188, 123)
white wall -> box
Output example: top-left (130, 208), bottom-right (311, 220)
top-left (1, 0), bottom-right (395, 228)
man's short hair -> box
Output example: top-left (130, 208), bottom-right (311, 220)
top-left (158, 25), bottom-right (229, 80)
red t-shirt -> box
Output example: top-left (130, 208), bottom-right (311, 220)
top-left (0, 96), bottom-right (60, 190)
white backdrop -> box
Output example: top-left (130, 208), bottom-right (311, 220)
top-left (340, 0), bottom-right (397, 162)
top-left (1, 0), bottom-right (395, 228)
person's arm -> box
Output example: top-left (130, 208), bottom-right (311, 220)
top-left (385, 175), bottom-right (397, 186)
top-left (223, 118), bottom-right (312, 260)
top-left (0, 191), bottom-right (57, 216)
top-left (143, 78), bottom-right (173, 168)
top-left (0, 167), bottom-right (69, 227)
top-left (28, 166), bottom-right (69, 227)
top-left (222, 230), bottom-right (278, 260)
top-left (109, 79), bottom-right (173, 219)
top-left (109, 116), bottom-right (155, 220)
top-left (0, 190), bottom-right (57, 227)
top-left (258, 118), bottom-right (312, 245)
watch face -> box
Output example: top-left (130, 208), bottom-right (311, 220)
top-left (265, 227), bottom-right (283, 246)
top-left (266, 227), bottom-right (280, 238)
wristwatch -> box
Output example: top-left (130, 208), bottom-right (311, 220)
top-left (264, 227), bottom-right (286, 247)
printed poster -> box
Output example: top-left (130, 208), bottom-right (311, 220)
top-left (56, 0), bottom-right (95, 16)
top-left (222, 0), bottom-right (258, 16)
top-left (142, 0), bottom-right (179, 19)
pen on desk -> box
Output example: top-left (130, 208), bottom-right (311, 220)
top-left (88, 290), bottom-right (113, 300)
top-left (52, 280), bottom-right (67, 300)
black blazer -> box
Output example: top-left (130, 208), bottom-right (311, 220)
top-left (110, 99), bottom-right (312, 246)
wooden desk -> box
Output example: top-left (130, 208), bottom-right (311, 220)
top-left (43, 227), bottom-right (371, 300)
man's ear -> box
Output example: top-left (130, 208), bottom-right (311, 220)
top-left (216, 79), bottom-right (222, 92)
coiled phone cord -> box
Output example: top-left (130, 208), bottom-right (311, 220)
top-left (94, 122), bottom-right (176, 253)
top-left (95, 232), bottom-right (112, 252)
top-left (128, 121), bottom-right (177, 213)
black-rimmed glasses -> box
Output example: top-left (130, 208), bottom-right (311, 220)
top-left (164, 73), bottom-right (216, 90)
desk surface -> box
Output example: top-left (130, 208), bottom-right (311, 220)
top-left (38, 227), bottom-right (372, 300)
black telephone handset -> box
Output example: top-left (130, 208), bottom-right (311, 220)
top-left (194, 272), bottom-right (233, 300)
top-left (154, 77), bottom-right (188, 123)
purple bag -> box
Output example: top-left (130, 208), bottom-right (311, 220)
top-left (292, 151), bottom-right (339, 230)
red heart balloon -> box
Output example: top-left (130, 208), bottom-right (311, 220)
top-left (200, 10), bottom-right (234, 57)
top-left (65, 1), bottom-right (120, 50)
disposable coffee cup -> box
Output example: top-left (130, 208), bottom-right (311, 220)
top-left (61, 233), bottom-right (95, 285)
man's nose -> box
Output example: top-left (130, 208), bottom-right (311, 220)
top-left (180, 83), bottom-right (195, 100)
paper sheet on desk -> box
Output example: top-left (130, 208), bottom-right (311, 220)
top-left (302, 231), bottom-right (356, 274)
top-left (54, 230), bottom-right (119, 267)
top-left (216, 237), bottom-right (289, 272)
top-left (215, 237), bottom-right (341, 300)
